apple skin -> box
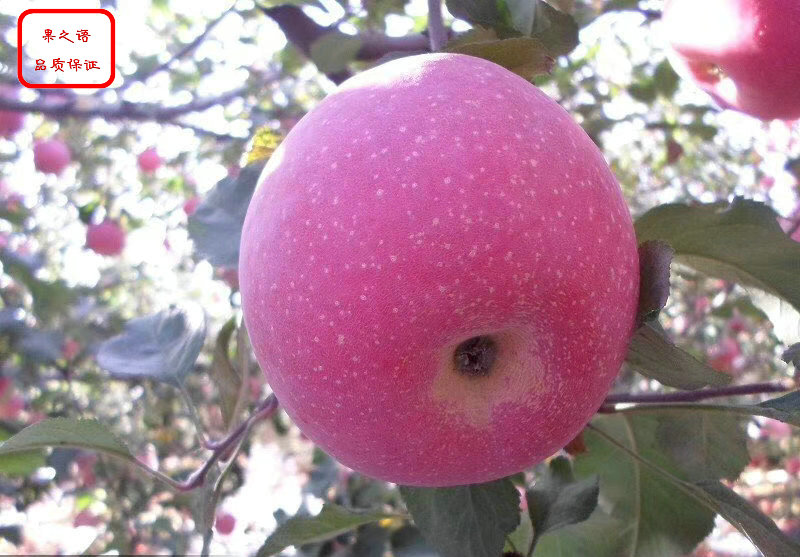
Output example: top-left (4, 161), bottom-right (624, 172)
top-left (86, 219), bottom-right (126, 256)
top-left (663, 0), bottom-right (800, 120)
top-left (138, 147), bottom-right (162, 174)
top-left (239, 53), bottom-right (640, 486)
top-left (33, 139), bottom-right (71, 175)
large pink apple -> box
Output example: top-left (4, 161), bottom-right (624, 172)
top-left (663, 0), bottom-right (800, 120)
top-left (33, 138), bottom-right (71, 175)
top-left (239, 53), bottom-right (640, 486)
top-left (86, 219), bottom-right (126, 256)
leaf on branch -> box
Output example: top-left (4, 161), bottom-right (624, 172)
top-left (445, 0), bottom-right (515, 35)
top-left (96, 302), bottom-right (207, 387)
top-left (637, 240), bottom-right (674, 324)
top-left (575, 414), bottom-right (716, 556)
top-left (309, 32), bottom-right (363, 74)
top-left (256, 504), bottom-right (397, 556)
top-left (626, 321), bottom-right (732, 389)
top-left (0, 418), bottom-right (133, 460)
top-left (247, 127), bottom-right (283, 165)
top-left (399, 479), bottom-right (519, 557)
top-left (654, 411), bottom-right (748, 482)
top-left (526, 456), bottom-right (599, 544)
top-left (634, 198), bottom-right (800, 313)
top-left (0, 426), bottom-right (45, 477)
top-left (209, 318), bottom-right (241, 429)
top-left (583, 414), bottom-right (799, 557)
top-left (781, 343), bottom-right (800, 369)
top-left (529, 0), bottom-right (579, 56)
top-left (448, 36), bottom-right (555, 79)
top-left (692, 480), bottom-right (800, 557)
top-left (755, 391), bottom-right (800, 426)
top-left (188, 161), bottom-right (265, 268)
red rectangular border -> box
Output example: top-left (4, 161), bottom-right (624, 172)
top-left (17, 8), bottom-right (115, 89)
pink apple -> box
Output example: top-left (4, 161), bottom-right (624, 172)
top-left (62, 339), bottom-right (81, 361)
top-left (183, 196), bottom-right (200, 216)
top-left (706, 337), bottom-right (741, 373)
top-left (33, 138), bottom-right (71, 175)
top-left (239, 54), bottom-right (640, 486)
top-left (786, 456), bottom-right (800, 475)
top-left (73, 510), bottom-right (102, 527)
top-left (86, 219), bottom-right (126, 256)
top-left (0, 86), bottom-right (25, 138)
top-left (215, 511), bottom-right (235, 535)
top-left (663, 0), bottom-right (800, 120)
top-left (138, 148), bottom-right (162, 174)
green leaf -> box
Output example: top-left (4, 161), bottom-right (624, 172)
top-left (0, 427), bottom-right (45, 477)
top-left (448, 36), bottom-right (555, 79)
top-left (445, 0), bottom-right (514, 35)
top-left (634, 198), bottom-right (800, 312)
top-left (96, 303), bottom-right (207, 387)
top-left (755, 391), bottom-right (800, 426)
top-left (309, 32), bottom-right (363, 74)
top-left (574, 414), bottom-right (716, 557)
top-left (692, 481), bottom-right (800, 557)
top-left (0, 418), bottom-right (133, 460)
top-left (399, 479), bottom-right (520, 557)
top-left (654, 60), bottom-right (680, 98)
top-left (584, 415), bottom-right (799, 557)
top-left (527, 457), bottom-right (599, 546)
top-left (653, 411), bottom-right (748, 482)
top-left (636, 240), bottom-right (674, 323)
top-left (188, 162), bottom-right (265, 268)
top-left (209, 318), bottom-right (241, 428)
top-left (530, 0), bottom-right (579, 56)
top-left (506, 0), bottom-right (537, 35)
top-left (625, 322), bottom-right (732, 389)
top-left (533, 511), bottom-right (623, 557)
top-left (256, 504), bottom-right (396, 556)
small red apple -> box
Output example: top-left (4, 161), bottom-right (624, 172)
top-left (183, 196), bottom-right (200, 216)
top-left (707, 337), bottom-right (741, 373)
top-left (86, 219), bottom-right (126, 256)
top-left (73, 510), bottom-right (102, 527)
top-left (0, 86), bottom-right (25, 138)
top-left (666, 139), bottom-right (684, 164)
top-left (62, 339), bottom-right (81, 361)
top-left (215, 511), bottom-right (236, 535)
top-left (138, 147), bottom-right (162, 174)
top-left (33, 138), bottom-right (71, 175)
top-left (663, 0), bottom-right (800, 120)
top-left (786, 456), bottom-right (800, 475)
top-left (239, 54), bottom-right (640, 486)
top-left (219, 267), bottom-right (239, 290)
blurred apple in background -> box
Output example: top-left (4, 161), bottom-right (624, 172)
top-left (663, 0), bottom-right (800, 120)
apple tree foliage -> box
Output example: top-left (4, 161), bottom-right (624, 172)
top-left (0, 0), bottom-right (799, 555)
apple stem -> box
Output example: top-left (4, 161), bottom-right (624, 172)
top-left (601, 380), bottom-right (792, 407)
top-left (175, 394), bottom-right (279, 492)
top-left (427, 0), bottom-right (447, 51)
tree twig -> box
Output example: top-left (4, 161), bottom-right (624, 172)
top-left (0, 86), bottom-right (250, 122)
top-left (427, 0), bottom-right (447, 51)
top-left (118, 3), bottom-right (237, 92)
top-left (603, 381), bottom-right (792, 406)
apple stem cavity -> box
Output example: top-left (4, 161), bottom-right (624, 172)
top-left (453, 335), bottom-right (498, 378)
